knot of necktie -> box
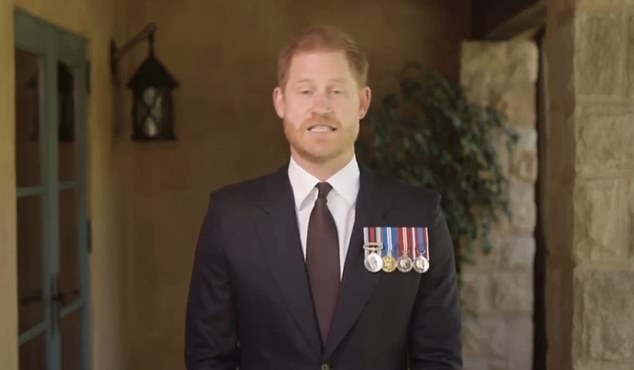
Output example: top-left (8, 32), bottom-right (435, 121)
top-left (316, 182), bottom-right (333, 199)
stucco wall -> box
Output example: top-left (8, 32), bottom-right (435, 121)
top-left (0, 0), bottom-right (127, 369)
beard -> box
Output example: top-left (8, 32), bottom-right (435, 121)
top-left (283, 113), bottom-right (358, 165)
top-left (300, 112), bottom-right (341, 130)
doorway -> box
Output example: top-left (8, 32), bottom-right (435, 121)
top-left (14, 9), bottom-right (90, 370)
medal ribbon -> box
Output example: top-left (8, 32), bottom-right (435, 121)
top-left (417, 227), bottom-right (430, 260)
top-left (391, 227), bottom-right (399, 258)
top-left (410, 227), bottom-right (417, 259)
top-left (400, 227), bottom-right (408, 259)
top-left (383, 227), bottom-right (393, 258)
top-left (375, 227), bottom-right (383, 256)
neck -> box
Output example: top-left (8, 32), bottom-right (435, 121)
top-left (291, 151), bottom-right (354, 181)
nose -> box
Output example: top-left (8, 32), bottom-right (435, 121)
top-left (311, 91), bottom-right (332, 115)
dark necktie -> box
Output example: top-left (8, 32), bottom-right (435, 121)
top-left (306, 182), bottom-right (340, 342)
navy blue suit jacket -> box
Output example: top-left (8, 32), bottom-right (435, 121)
top-left (185, 165), bottom-right (462, 370)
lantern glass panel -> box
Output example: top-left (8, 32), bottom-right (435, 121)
top-left (134, 86), bottom-right (171, 139)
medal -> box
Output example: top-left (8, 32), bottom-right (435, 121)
top-left (382, 227), bottom-right (397, 272)
top-left (365, 252), bottom-right (384, 273)
top-left (396, 227), bottom-right (413, 272)
top-left (413, 227), bottom-right (430, 273)
top-left (414, 256), bottom-right (429, 273)
top-left (363, 227), bottom-right (383, 273)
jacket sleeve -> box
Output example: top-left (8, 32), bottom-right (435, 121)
top-left (409, 195), bottom-right (462, 369)
top-left (185, 195), bottom-right (239, 370)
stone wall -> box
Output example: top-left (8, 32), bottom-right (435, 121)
top-left (546, 0), bottom-right (634, 369)
top-left (460, 40), bottom-right (539, 370)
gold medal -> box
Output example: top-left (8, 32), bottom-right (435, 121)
top-left (382, 255), bottom-right (397, 272)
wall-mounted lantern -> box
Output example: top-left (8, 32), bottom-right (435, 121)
top-left (111, 23), bottom-right (179, 141)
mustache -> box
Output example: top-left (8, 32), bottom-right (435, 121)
top-left (302, 112), bottom-right (340, 128)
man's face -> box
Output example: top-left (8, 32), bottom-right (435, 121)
top-left (273, 50), bottom-right (371, 167)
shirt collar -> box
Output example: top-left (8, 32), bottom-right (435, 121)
top-left (288, 156), bottom-right (360, 210)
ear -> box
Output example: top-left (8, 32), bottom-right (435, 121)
top-left (358, 86), bottom-right (372, 119)
top-left (273, 87), bottom-right (285, 119)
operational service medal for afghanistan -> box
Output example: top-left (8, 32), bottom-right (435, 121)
top-left (363, 227), bottom-right (383, 273)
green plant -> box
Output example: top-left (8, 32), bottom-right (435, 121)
top-left (357, 63), bottom-right (516, 268)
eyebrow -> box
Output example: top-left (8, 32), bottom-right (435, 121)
top-left (292, 78), bottom-right (347, 85)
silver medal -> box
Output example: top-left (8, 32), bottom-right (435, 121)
top-left (363, 240), bottom-right (383, 273)
top-left (396, 255), bottom-right (413, 272)
top-left (364, 252), bottom-right (384, 273)
top-left (413, 255), bottom-right (430, 273)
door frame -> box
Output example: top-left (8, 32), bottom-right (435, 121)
top-left (14, 8), bottom-right (91, 370)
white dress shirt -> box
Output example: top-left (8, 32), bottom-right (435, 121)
top-left (288, 156), bottom-right (360, 278)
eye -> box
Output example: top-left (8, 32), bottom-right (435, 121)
top-left (300, 89), bottom-right (313, 95)
top-left (329, 87), bottom-right (345, 95)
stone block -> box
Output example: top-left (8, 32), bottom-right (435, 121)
top-left (461, 40), bottom-right (538, 88)
top-left (493, 271), bottom-right (533, 314)
top-left (506, 41), bottom-right (539, 84)
top-left (573, 268), bottom-right (634, 362)
top-left (462, 316), bottom-right (507, 357)
top-left (575, 12), bottom-right (624, 96)
top-left (575, 360), bottom-right (634, 370)
top-left (462, 356), bottom-right (488, 370)
top-left (491, 85), bottom-right (536, 128)
top-left (574, 179), bottom-right (633, 263)
top-left (506, 317), bottom-right (534, 370)
top-left (489, 358), bottom-right (510, 370)
top-left (500, 235), bottom-right (535, 270)
top-left (493, 130), bottom-right (512, 181)
top-left (577, 0), bottom-right (634, 12)
top-left (509, 179), bottom-right (537, 233)
top-left (461, 229), bottom-right (506, 272)
top-left (576, 105), bottom-right (634, 171)
top-left (461, 272), bottom-right (494, 314)
top-left (510, 127), bottom-right (538, 184)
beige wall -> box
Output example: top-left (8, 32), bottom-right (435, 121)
top-left (116, 1), bottom-right (470, 369)
top-left (0, 0), bottom-right (126, 369)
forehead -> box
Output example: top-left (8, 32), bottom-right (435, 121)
top-left (287, 50), bottom-right (356, 82)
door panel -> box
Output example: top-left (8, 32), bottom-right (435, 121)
top-left (15, 49), bottom-right (42, 188)
top-left (59, 188), bottom-right (80, 308)
top-left (19, 333), bottom-right (46, 370)
top-left (60, 310), bottom-right (82, 370)
top-left (16, 195), bottom-right (45, 333)
top-left (58, 60), bottom-right (76, 182)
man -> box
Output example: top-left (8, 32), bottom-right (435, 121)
top-left (186, 25), bottom-right (462, 370)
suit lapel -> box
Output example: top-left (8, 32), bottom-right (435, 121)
top-left (254, 166), bottom-right (322, 357)
top-left (324, 168), bottom-right (393, 359)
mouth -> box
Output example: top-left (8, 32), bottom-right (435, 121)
top-left (307, 124), bottom-right (337, 133)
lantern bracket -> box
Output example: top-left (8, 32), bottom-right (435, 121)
top-left (110, 23), bottom-right (157, 74)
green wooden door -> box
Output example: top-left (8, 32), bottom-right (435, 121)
top-left (14, 9), bottom-right (91, 370)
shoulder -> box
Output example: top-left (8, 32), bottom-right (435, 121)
top-left (207, 165), bottom-right (286, 208)
top-left (364, 169), bottom-right (441, 210)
